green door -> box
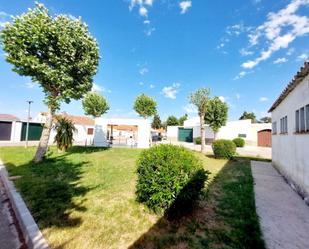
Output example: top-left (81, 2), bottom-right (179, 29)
top-left (178, 128), bottom-right (193, 142)
top-left (21, 123), bottom-right (44, 141)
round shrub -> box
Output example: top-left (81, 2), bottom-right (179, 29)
top-left (233, 137), bottom-right (245, 147)
top-left (136, 144), bottom-right (208, 217)
top-left (212, 139), bottom-right (236, 159)
top-left (194, 137), bottom-right (201, 145)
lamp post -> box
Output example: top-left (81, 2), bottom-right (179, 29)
top-left (25, 100), bottom-right (33, 148)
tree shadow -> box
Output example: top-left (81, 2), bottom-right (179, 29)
top-left (5, 154), bottom-right (93, 229)
top-left (129, 158), bottom-right (265, 249)
top-left (65, 145), bottom-right (110, 155)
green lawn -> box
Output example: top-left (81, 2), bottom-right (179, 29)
top-left (0, 146), bottom-right (265, 249)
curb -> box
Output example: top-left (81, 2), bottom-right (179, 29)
top-left (0, 159), bottom-right (50, 249)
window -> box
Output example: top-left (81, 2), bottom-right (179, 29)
top-left (300, 107), bottom-right (305, 132)
top-left (295, 110), bottom-right (300, 133)
top-left (280, 116), bottom-right (288, 134)
top-left (272, 122), bottom-right (277, 134)
top-left (306, 105), bottom-right (309, 132)
top-left (87, 128), bottom-right (94, 135)
top-left (238, 134), bottom-right (247, 138)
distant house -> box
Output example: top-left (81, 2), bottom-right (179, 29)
top-left (34, 112), bottom-right (95, 145)
top-left (166, 118), bottom-right (272, 147)
top-left (0, 114), bottom-right (20, 142)
top-left (269, 61), bottom-right (309, 200)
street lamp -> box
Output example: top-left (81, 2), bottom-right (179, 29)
top-left (25, 100), bottom-right (33, 148)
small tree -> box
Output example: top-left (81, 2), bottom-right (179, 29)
top-left (239, 111), bottom-right (257, 123)
top-left (82, 92), bottom-right (109, 118)
top-left (133, 94), bottom-right (157, 119)
top-left (205, 97), bottom-right (228, 140)
top-left (259, 116), bottom-right (272, 123)
top-left (152, 114), bottom-right (162, 129)
top-left (178, 114), bottom-right (188, 126)
top-left (54, 117), bottom-right (76, 152)
top-left (0, 3), bottom-right (99, 162)
top-left (189, 88), bottom-right (210, 152)
top-left (166, 116), bottom-right (179, 126)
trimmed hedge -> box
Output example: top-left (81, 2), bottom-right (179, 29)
top-left (194, 137), bottom-right (201, 144)
top-left (136, 144), bottom-right (208, 217)
top-left (212, 139), bottom-right (236, 159)
top-left (233, 137), bottom-right (245, 147)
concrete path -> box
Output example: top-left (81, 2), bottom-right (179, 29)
top-left (0, 180), bottom-right (23, 249)
top-left (251, 161), bottom-right (309, 249)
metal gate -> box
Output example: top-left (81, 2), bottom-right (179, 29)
top-left (0, 121), bottom-right (12, 141)
top-left (21, 123), bottom-right (43, 141)
top-left (178, 128), bottom-right (193, 142)
top-left (257, 129), bottom-right (272, 147)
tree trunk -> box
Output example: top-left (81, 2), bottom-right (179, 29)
top-left (34, 107), bottom-right (54, 163)
top-left (200, 114), bottom-right (205, 152)
top-left (214, 132), bottom-right (217, 141)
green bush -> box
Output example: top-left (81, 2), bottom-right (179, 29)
top-left (194, 137), bottom-right (201, 144)
top-left (212, 139), bottom-right (236, 159)
top-left (136, 144), bottom-right (208, 217)
top-left (233, 137), bottom-right (245, 147)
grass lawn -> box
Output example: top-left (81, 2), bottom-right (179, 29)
top-left (0, 146), bottom-right (265, 249)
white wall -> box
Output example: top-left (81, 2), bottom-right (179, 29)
top-left (166, 126), bottom-right (179, 141)
top-left (272, 74), bottom-right (309, 198)
top-left (94, 118), bottom-right (150, 148)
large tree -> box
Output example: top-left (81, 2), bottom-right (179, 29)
top-left (0, 4), bottom-right (99, 162)
top-left (189, 88), bottom-right (210, 152)
top-left (166, 116), bottom-right (179, 126)
top-left (239, 111), bottom-right (257, 123)
top-left (151, 114), bottom-right (162, 129)
top-left (205, 97), bottom-right (228, 140)
top-left (178, 114), bottom-right (188, 126)
top-left (82, 92), bottom-right (109, 118)
top-left (133, 94), bottom-right (157, 119)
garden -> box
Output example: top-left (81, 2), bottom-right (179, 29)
top-left (0, 146), bottom-right (266, 249)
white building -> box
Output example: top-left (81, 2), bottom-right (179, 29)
top-left (269, 61), bottom-right (309, 199)
top-left (94, 118), bottom-right (151, 148)
top-left (167, 118), bottom-right (271, 147)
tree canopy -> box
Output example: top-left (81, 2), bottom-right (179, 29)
top-left (151, 114), bottom-right (162, 129)
top-left (205, 97), bottom-right (228, 137)
top-left (178, 114), bottom-right (188, 126)
top-left (133, 94), bottom-right (157, 119)
top-left (82, 92), bottom-right (109, 117)
top-left (259, 116), bottom-right (272, 123)
top-left (166, 115), bottom-right (179, 126)
top-left (239, 111), bottom-right (257, 123)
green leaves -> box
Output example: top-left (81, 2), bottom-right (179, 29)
top-left (82, 91), bottom-right (109, 117)
top-left (188, 88), bottom-right (210, 116)
top-left (205, 97), bottom-right (228, 133)
top-left (133, 93), bottom-right (157, 119)
top-left (54, 116), bottom-right (77, 152)
top-left (0, 3), bottom-right (99, 110)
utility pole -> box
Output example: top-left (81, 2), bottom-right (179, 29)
top-left (25, 100), bottom-right (33, 148)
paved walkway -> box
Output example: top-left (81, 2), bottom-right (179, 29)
top-left (0, 180), bottom-right (23, 249)
top-left (251, 161), bottom-right (309, 249)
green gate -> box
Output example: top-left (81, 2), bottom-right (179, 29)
top-left (178, 128), bottom-right (193, 142)
top-left (21, 122), bottom-right (44, 141)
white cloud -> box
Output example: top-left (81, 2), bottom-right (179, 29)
top-left (149, 84), bottom-right (155, 88)
top-left (296, 53), bottom-right (308, 61)
top-left (129, 0), bottom-right (153, 17)
top-left (144, 27), bottom-right (155, 36)
top-left (92, 83), bottom-right (103, 92)
top-left (236, 93), bottom-right (241, 100)
top-left (139, 81), bottom-right (144, 86)
top-left (286, 47), bottom-right (295, 55)
top-left (273, 57), bottom-right (288, 64)
top-left (25, 82), bottom-right (36, 89)
top-left (233, 71), bottom-right (253, 80)
top-left (144, 20), bottom-right (150, 24)
top-left (242, 0), bottom-right (309, 69)
top-left (218, 96), bottom-right (226, 102)
top-left (179, 1), bottom-right (192, 14)
top-left (239, 48), bottom-right (254, 56)
top-left (183, 104), bottom-right (197, 114)
top-left (259, 96), bottom-right (268, 102)
top-left (139, 67), bottom-right (149, 75)
top-left (0, 11), bottom-right (10, 28)
top-left (161, 83), bottom-right (180, 99)
top-left (226, 23), bottom-right (252, 36)
top-left (139, 6), bottom-right (148, 17)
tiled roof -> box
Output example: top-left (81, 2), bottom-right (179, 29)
top-left (56, 113), bottom-right (95, 126)
top-left (0, 114), bottom-right (20, 121)
top-left (269, 60), bottom-right (309, 112)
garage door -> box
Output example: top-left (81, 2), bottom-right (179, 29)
top-left (21, 123), bottom-right (43, 141)
top-left (178, 128), bottom-right (193, 142)
top-left (258, 129), bottom-right (272, 147)
top-left (0, 121), bottom-right (12, 141)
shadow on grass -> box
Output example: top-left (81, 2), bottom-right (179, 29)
top-left (5, 154), bottom-right (92, 228)
top-left (66, 146), bottom-right (110, 154)
top-left (129, 158), bottom-right (266, 249)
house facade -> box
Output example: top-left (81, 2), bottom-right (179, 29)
top-left (269, 61), bottom-right (309, 200)
top-left (167, 118), bottom-right (271, 147)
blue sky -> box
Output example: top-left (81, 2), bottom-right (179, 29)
top-left (0, 0), bottom-right (308, 121)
